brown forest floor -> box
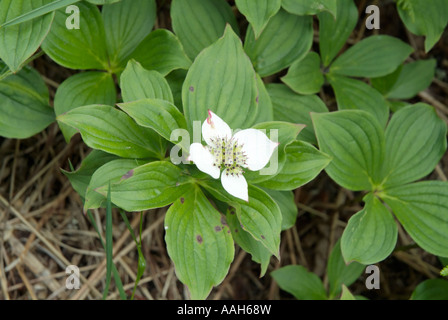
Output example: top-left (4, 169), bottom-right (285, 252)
top-left (0, 0), bottom-right (447, 300)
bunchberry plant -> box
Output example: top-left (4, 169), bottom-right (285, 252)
top-left (0, 0), bottom-right (447, 300)
top-left (55, 19), bottom-right (329, 298)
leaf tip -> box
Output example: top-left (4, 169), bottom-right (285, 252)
top-left (295, 123), bottom-right (307, 133)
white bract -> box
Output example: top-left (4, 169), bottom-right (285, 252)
top-left (188, 111), bottom-right (279, 201)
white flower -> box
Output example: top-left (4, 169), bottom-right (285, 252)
top-left (187, 110), bottom-right (279, 202)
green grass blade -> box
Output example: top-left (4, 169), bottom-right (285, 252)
top-left (102, 182), bottom-right (113, 300)
top-left (119, 210), bottom-right (137, 243)
top-left (68, 159), bottom-right (75, 172)
top-left (0, 66), bottom-right (12, 81)
top-left (0, 0), bottom-right (81, 28)
top-left (133, 213), bottom-right (146, 300)
top-left (87, 209), bottom-right (127, 300)
top-left (132, 249), bottom-right (146, 300)
top-left (119, 210), bottom-right (147, 300)
top-left (112, 267), bottom-right (127, 300)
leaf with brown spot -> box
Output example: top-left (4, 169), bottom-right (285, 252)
top-left (96, 161), bottom-right (191, 212)
top-left (164, 187), bottom-right (234, 300)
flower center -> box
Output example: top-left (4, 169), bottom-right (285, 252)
top-left (207, 137), bottom-right (248, 177)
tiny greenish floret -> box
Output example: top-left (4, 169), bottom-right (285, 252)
top-left (207, 136), bottom-right (248, 177)
top-left (187, 110), bottom-right (279, 202)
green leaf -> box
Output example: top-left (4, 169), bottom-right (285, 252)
top-left (232, 186), bottom-right (282, 258)
top-left (281, 52), bottom-right (324, 95)
top-left (381, 181), bottom-right (448, 258)
top-left (235, 0), bottom-right (281, 38)
top-left (371, 60), bottom-right (436, 99)
top-left (257, 140), bottom-right (331, 191)
top-left (120, 60), bottom-right (174, 103)
top-left (383, 103), bottom-right (447, 188)
top-left (340, 285), bottom-right (356, 300)
top-left (282, 0), bottom-right (337, 17)
top-left (98, 161), bottom-right (192, 212)
top-left (226, 206), bottom-right (272, 277)
top-left (318, 0), bottom-right (358, 67)
top-left (411, 279), bottom-right (448, 300)
top-left (130, 29), bottom-right (191, 76)
top-left (386, 59), bottom-right (436, 99)
top-left (271, 265), bottom-right (327, 300)
top-left (267, 83), bottom-right (328, 144)
top-left (164, 186), bottom-right (234, 300)
top-left (118, 98), bottom-right (187, 144)
top-left (84, 158), bottom-right (144, 210)
top-left (244, 9), bottom-right (313, 77)
top-left (0, 0), bottom-right (54, 72)
top-left (387, 100), bottom-right (410, 113)
top-left (327, 74), bottom-right (389, 128)
top-left (54, 71), bottom-right (116, 142)
top-left (327, 240), bottom-right (364, 299)
top-left (439, 256), bottom-right (448, 267)
top-left (62, 150), bottom-right (118, 199)
top-left (252, 73), bottom-right (274, 123)
top-left (252, 121), bottom-right (305, 149)
top-left (263, 188), bottom-right (298, 231)
top-left (102, 0), bottom-right (156, 70)
top-left (397, 0), bottom-right (448, 52)
top-left (182, 26), bottom-right (258, 131)
top-left (0, 65), bottom-right (54, 138)
top-left (330, 35), bottom-right (413, 78)
top-left (341, 193), bottom-right (398, 264)
top-left (42, 2), bottom-right (109, 70)
top-left (312, 110), bottom-right (385, 191)
top-left (370, 65), bottom-right (403, 96)
top-left (57, 105), bottom-right (164, 159)
top-left (171, 0), bottom-right (239, 59)
top-left (87, 0), bottom-right (121, 3)
top-left (166, 69), bottom-right (187, 111)
top-left (0, 61), bottom-right (12, 81)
